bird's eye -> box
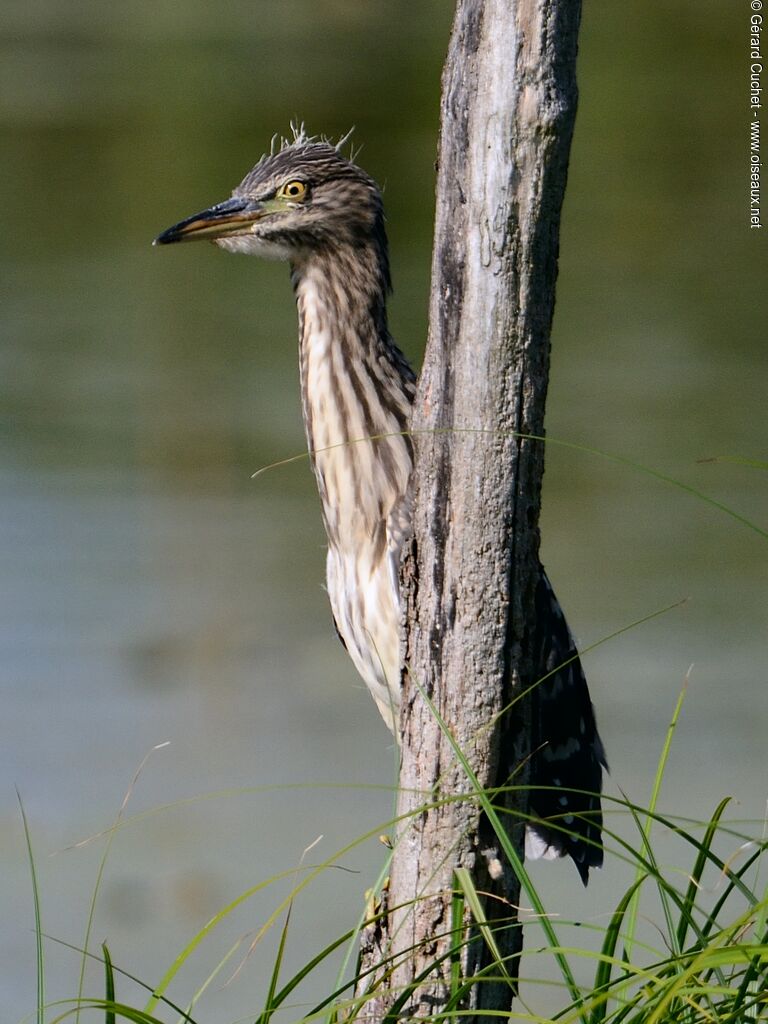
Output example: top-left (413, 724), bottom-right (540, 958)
top-left (278, 180), bottom-right (307, 200)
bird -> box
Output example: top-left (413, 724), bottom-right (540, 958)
top-left (155, 128), bottom-right (607, 883)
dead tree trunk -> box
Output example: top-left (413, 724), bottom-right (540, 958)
top-left (356, 0), bottom-right (581, 1018)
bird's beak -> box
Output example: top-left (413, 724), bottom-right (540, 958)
top-left (153, 196), bottom-right (267, 245)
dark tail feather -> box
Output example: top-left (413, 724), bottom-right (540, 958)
top-left (526, 569), bottom-right (608, 884)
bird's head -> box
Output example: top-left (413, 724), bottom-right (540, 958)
top-left (154, 130), bottom-right (386, 265)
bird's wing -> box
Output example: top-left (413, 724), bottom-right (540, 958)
top-left (526, 568), bottom-right (607, 884)
top-left (385, 493), bottom-right (413, 608)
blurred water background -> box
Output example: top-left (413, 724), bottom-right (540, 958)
top-left (1, 1), bottom-right (766, 1020)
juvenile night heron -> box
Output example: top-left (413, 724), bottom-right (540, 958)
top-left (155, 130), bottom-right (607, 882)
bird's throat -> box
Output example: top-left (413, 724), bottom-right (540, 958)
top-left (291, 250), bottom-right (415, 551)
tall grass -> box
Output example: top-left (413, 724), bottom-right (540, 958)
top-left (19, 447), bottom-right (767, 1023)
top-left (21, 681), bottom-right (768, 1024)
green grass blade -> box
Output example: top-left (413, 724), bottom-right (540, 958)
top-left (253, 429), bottom-right (768, 539)
top-left (699, 848), bottom-right (764, 945)
top-left (51, 1003), bottom-right (168, 1024)
top-left (624, 680), bottom-right (688, 962)
top-left (261, 927), bottom-right (357, 1016)
top-left (175, 933), bottom-right (245, 1023)
top-left (676, 797), bottom-right (732, 952)
top-left (590, 876), bottom-right (646, 1023)
top-left (256, 887), bottom-right (294, 1024)
top-left (627, 796), bottom-right (679, 954)
top-left (646, 808), bottom-right (760, 910)
top-left (730, 890), bottom-right (768, 1020)
top-left (449, 880), bottom-right (465, 1016)
top-left (18, 790), bottom-right (45, 1024)
top-left (454, 867), bottom-right (515, 989)
top-left (102, 943), bottom-right (116, 1024)
top-left (43, 934), bottom-right (202, 1024)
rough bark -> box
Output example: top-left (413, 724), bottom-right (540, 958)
top-left (356, 0), bottom-right (581, 1018)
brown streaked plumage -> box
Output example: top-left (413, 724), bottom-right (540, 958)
top-left (155, 128), bottom-right (607, 883)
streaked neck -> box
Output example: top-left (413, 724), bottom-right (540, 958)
top-left (291, 245), bottom-right (415, 548)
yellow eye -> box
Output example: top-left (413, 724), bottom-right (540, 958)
top-left (278, 180), bottom-right (307, 200)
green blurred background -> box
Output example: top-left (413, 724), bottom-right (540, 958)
top-left (2, 1), bottom-right (765, 1019)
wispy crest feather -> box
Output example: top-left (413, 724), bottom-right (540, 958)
top-left (267, 122), bottom-right (358, 160)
